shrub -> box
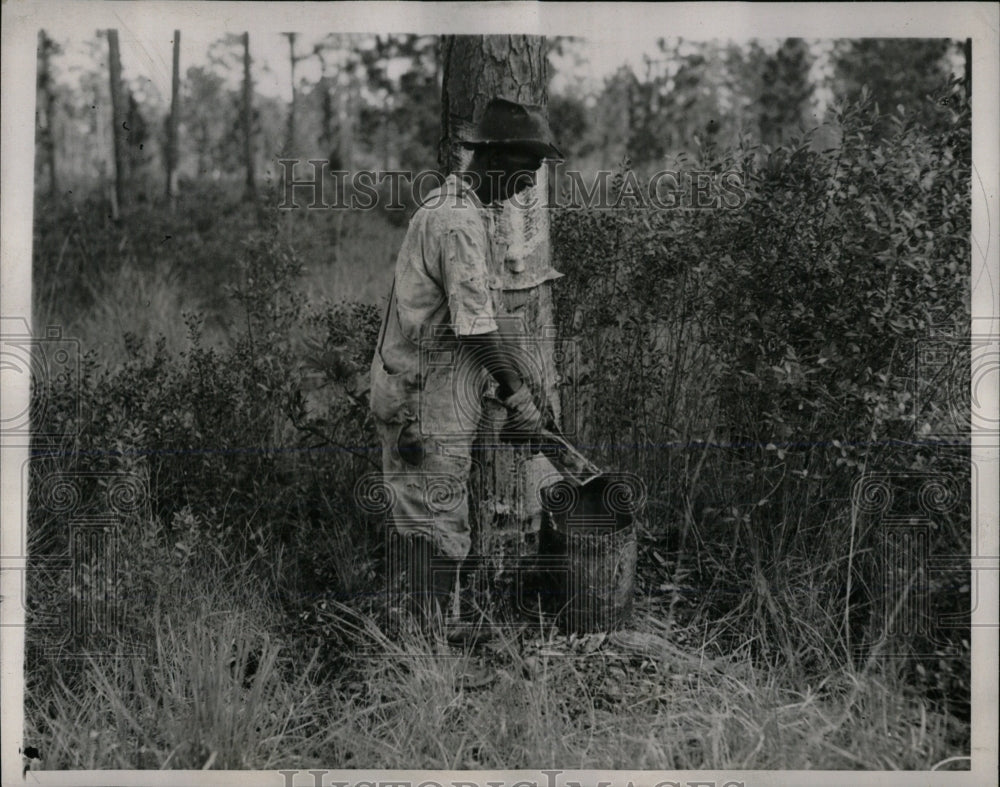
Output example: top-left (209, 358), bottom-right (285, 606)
top-left (28, 223), bottom-right (383, 647)
top-left (551, 80), bottom-right (970, 696)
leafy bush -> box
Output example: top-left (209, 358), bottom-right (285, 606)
top-left (28, 223), bottom-right (383, 652)
top-left (551, 80), bottom-right (970, 700)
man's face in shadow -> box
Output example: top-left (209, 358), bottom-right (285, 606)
top-left (484, 147), bottom-right (545, 204)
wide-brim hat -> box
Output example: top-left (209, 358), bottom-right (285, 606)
top-left (459, 97), bottom-right (564, 161)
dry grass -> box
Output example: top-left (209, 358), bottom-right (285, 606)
top-left (31, 201), bottom-right (402, 372)
top-left (25, 561), bottom-right (337, 770)
top-left (284, 207), bottom-right (403, 307)
top-left (26, 567), bottom-right (969, 770)
top-left (34, 258), bottom-right (200, 367)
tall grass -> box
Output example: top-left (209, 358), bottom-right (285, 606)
top-left (312, 605), bottom-right (967, 770)
top-left (34, 258), bottom-right (196, 367)
top-left (31, 184), bottom-right (401, 370)
top-left (26, 565), bottom-right (969, 769)
top-left (285, 207), bottom-right (403, 307)
top-left (26, 558), bottom-right (337, 770)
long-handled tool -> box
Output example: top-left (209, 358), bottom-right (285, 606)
top-left (538, 427), bottom-right (603, 487)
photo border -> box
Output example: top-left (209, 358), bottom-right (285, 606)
top-left (2, 2), bottom-right (997, 785)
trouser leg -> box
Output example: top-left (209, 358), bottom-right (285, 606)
top-left (375, 418), bottom-right (474, 561)
top-left (374, 415), bottom-right (475, 632)
top-left (405, 533), bottom-right (463, 629)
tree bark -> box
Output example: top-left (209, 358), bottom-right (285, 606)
top-left (283, 33), bottom-right (298, 156)
top-left (440, 35), bottom-right (559, 570)
top-left (37, 30), bottom-right (58, 198)
top-left (963, 38), bottom-right (971, 100)
top-left (315, 47), bottom-right (334, 158)
top-left (107, 29), bottom-right (127, 216)
top-left (241, 32), bottom-right (256, 202)
top-left (165, 30), bottom-right (180, 203)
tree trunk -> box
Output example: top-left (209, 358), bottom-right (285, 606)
top-left (963, 38), bottom-right (971, 100)
top-left (241, 32), bottom-right (256, 202)
top-left (340, 72), bottom-right (357, 172)
top-left (283, 33), bottom-right (298, 156)
top-left (440, 35), bottom-right (560, 577)
top-left (439, 35), bottom-right (548, 172)
top-left (165, 30), bottom-right (180, 203)
top-left (37, 30), bottom-right (59, 198)
top-left (107, 29), bottom-right (126, 216)
top-left (91, 81), bottom-right (105, 183)
top-left (315, 48), bottom-right (334, 159)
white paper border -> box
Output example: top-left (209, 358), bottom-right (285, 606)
top-left (2, 2), bottom-right (997, 785)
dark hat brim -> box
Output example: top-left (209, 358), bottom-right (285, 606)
top-left (461, 138), bottom-right (565, 161)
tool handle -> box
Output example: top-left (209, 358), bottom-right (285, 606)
top-left (539, 428), bottom-right (602, 476)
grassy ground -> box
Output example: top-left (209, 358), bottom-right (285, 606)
top-left (23, 185), bottom-right (970, 771)
top-left (24, 551), bottom-right (969, 770)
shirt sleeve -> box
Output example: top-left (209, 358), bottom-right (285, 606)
top-left (441, 216), bottom-right (498, 336)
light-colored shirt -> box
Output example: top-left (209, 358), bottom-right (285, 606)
top-left (377, 174), bottom-right (501, 378)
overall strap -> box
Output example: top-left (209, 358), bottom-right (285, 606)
top-left (376, 276), bottom-right (396, 360)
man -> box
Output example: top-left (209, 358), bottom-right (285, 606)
top-left (369, 98), bottom-right (563, 631)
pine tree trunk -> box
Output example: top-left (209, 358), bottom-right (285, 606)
top-left (963, 38), bottom-right (971, 100)
top-left (321, 76), bottom-right (333, 154)
top-left (107, 29), bottom-right (127, 216)
top-left (439, 36), bottom-right (548, 172)
top-left (165, 30), bottom-right (180, 203)
top-left (38, 30), bottom-right (58, 198)
top-left (241, 32), bottom-right (256, 202)
top-left (283, 33), bottom-right (297, 156)
top-left (340, 76), bottom-right (356, 172)
top-left (316, 49), bottom-right (334, 159)
top-left (439, 35), bottom-right (560, 575)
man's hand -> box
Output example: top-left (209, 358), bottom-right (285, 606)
top-left (457, 331), bottom-right (547, 441)
top-left (458, 330), bottom-right (523, 399)
top-left (500, 383), bottom-right (545, 442)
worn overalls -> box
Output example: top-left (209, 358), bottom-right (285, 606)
top-left (369, 174), bottom-right (503, 560)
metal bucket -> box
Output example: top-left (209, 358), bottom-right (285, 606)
top-left (538, 473), bottom-right (639, 633)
